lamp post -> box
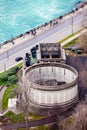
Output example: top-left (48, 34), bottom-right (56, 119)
top-left (71, 1), bottom-right (82, 34)
top-left (7, 50), bottom-right (9, 59)
top-left (4, 63), bottom-right (6, 71)
top-left (71, 11), bottom-right (74, 34)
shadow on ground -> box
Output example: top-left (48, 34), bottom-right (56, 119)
top-left (66, 55), bottom-right (87, 101)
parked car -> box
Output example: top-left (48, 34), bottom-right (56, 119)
top-left (15, 57), bottom-right (23, 61)
top-left (25, 60), bottom-right (30, 67)
top-left (26, 53), bottom-right (30, 58)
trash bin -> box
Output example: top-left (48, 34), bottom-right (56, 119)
top-left (77, 50), bottom-right (82, 54)
top-left (71, 48), bottom-right (76, 52)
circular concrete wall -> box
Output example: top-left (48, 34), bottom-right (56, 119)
top-left (23, 62), bottom-right (78, 115)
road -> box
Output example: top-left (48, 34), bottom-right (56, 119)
top-left (0, 7), bottom-right (87, 72)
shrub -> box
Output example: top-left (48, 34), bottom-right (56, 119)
top-left (7, 66), bottom-right (19, 76)
top-left (0, 73), bottom-right (9, 81)
top-left (6, 75), bottom-right (18, 86)
top-left (6, 82), bottom-right (11, 87)
top-left (0, 66), bottom-right (19, 83)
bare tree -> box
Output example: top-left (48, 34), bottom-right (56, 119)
top-left (48, 104), bottom-right (65, 130)
top-left (49, 103), bottom-right (87, 130)
top-left (76, 31), bottom-right (87, 52)
top-left (74, 103), bottom-right (87, 130)
top-left (18, 81), bottom-right (31, 130)
top-left (62, 103), bottom-right (87, 130)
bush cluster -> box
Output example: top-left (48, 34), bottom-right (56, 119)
top-left (6, 75), bottom-right (18, 87)
top-left (0, 66), bottom-right (19, 86)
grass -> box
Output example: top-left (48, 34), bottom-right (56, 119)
top-left (4, 111), bottom-right (49, 130)
top-left (18, 126), bottom-right (50, 130)
top-left (1, 64), bottom-right (23, 110)
top-left (64, 117), bottom-right (74, 129)
top-left (63, 38), bottom-right (78, 48)
top-left (36, 126), bottom-right (49, 130)
top-left (2, 84), bottom-right (17, 110)
top-left (59, 34), bottom-right (75, 43)
top-left (16, 62), bottom-right (23, 68)
top-left (29, 113), bottom-right (45, 120)
top-left (3, 111), bottom-right (46, 124)
top-left (0, 63), bottom-right (23, 86)
top-left (0, 81), bottom-right (7, 86)
top-left (2, 111), bottom-right (75, 130)
top-left (5, 111), bottom-right (25, 123)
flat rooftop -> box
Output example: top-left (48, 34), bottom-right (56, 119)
top-left (37, 43), bottom-right (66, 63)
top-left (40, 43), bottom-right (61, 58)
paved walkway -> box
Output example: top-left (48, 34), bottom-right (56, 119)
top-left (1, 116), bottom-right (57, 130)
top-left (1, 102), bottom-right (86, 130)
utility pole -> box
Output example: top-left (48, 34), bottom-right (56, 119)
top-left (4, 63), bottom-right (6, 71)
top-left (7, 50), bottom-right (9, 59)
top-left (71, 1), bottom-right (82, 34)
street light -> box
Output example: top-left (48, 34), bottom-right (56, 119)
top-left (4, 63), bottom-right (6, 71)
top-left (71, 1), bottom-right (82, 34)
top-left (7, 50), bottom-right (9, 59)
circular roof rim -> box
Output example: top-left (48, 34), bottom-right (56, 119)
top-left (24, 62), bottom-right (78, 90)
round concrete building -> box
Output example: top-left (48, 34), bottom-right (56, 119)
top-left (23, 62), bottom-right (78, 115)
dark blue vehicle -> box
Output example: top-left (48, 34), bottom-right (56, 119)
top-left (15, 57), bottom-right (23, 61)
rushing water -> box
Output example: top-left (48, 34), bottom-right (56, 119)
top-left (0, 0), bottom-right (85, 44)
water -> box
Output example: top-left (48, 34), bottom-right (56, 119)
top-left (0, 0), bottom-right (85, 44)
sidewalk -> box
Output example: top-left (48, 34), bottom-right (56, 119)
top-left (61, 29), bottom-right (87, 47)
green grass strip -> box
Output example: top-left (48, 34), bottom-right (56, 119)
top-left (63, 38), bottom-right (78, 48)
top-left (58, 29), bottom-right (83, 43)
top-left (16, 62), bottom-right (23, 68)
top-left (29, 113), bottom-right (45, 120)
top-left (2, 85), bottom-right (16, 110)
